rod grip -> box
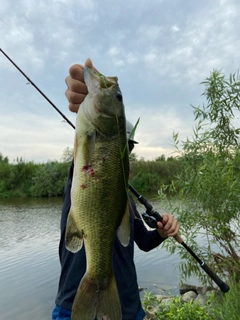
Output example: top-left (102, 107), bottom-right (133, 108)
top-left (151, 210), bottom-right (184, 244)
top-left (173, 234), bottom-right (184, 244)
top-left (200, 262), bottom-right (230, 292)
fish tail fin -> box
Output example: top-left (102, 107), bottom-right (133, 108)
top-left (71, 273), bottom-right (121, 320)
top-left (65, 208), bottom-right (83, 253)
top-left (97, 275), bottom-right (121, 320)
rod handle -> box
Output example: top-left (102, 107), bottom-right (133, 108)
top-left (173, 234), bottom-right (184, 244)
top-left (200, 262), bottom-right (230, 292)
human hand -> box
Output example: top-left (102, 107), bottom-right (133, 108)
top-left (156, 214), bottom-right (180, 238)
top-left (65, 58), bottom-right (97, 113)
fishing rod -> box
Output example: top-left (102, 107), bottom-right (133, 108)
top-left (128, 184), bottom-right (230, 293)
top-left (1, 49), bottom-right (230, 293)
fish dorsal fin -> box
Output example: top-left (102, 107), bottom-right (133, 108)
top-left (117, 202), bottom-right (130, 247)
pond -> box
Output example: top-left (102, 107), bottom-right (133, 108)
top-left (0, 195), bottom-right (200, 320)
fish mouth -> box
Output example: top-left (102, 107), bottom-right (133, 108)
top-left (99, 76), bottom-right (118, 89)
top-left (84, 66), bottom-right (118, 91)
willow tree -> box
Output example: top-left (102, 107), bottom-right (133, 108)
top-left (161, 70), bottom-right (240, 285)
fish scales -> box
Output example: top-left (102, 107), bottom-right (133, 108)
top-left (73, 138), bottom-right (127, 277)
top-left (65, 66), bottom-right (130, 320)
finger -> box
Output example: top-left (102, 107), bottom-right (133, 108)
top-left (167, 223), bottom-right (180, 237)
top-left (156, 221), bottom-right (164, 229)
top-left (161, 213), bottom-right (171, 225)
top-left (85, 58), bottom-right (93, 69)
top-left (65, 77), bottom-right (88, 94)
top-left (65, 90), bottom-right (86, 106)
top-left (68, 103), bottom-right (80, 113)
top-left (69, 64), bottom-right (84, 82)
top-left (85, 58), bottom-right (99, 72)
top-left (162, 214), bottom-right (176, 230)
top-left (164, 220), bottom-right (179, 236)
top-left (161, 214), bottom-right (178, 232)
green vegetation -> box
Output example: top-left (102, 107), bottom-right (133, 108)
top-left (160, 69), bottom-right (240, 285)
top-left (0, 150), bottom-right (180, 198)
top-left (143, 291), bottom-right (212, 320)
top-left (129, 156), bottom-right (181, 192)
top-left (143, 275), bottom-right (240, 319)
top-left (0, 156), bottom-right (70, 198)
top-left (210, 274), bottom-right (240, 320)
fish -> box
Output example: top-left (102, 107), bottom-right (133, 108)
top-left (65, 65), bottom-right (130, 320)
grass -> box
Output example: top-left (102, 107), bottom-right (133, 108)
top-left (210, 275), bottom-right (240, 320)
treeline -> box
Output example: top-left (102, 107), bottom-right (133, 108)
top-left (0, 155), bottom-right (70, 198)
top-left (0, 152), bottom-right (181, 198)
top-left (129, 155), bottom-right (181, 192)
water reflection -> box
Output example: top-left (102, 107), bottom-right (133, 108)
top-left (0, 196), bottom-right (195, 320)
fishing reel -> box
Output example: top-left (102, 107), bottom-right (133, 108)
top-left (142, 210), bottom-right (160, 229)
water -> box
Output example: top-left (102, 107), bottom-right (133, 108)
top-left (0, 196), bottom-right (196, 320)
top-left (0, 198), bottom-right (61, 320)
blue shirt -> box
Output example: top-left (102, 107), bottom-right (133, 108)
top-left (55, 162), bottom-right (166, 320)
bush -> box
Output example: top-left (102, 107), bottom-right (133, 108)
top-left (30, 161), bottom-right (69, 197)
top-left (129, 158), bottom-right (181, 193)
top-left (0, 154), bottom-right (70, 198)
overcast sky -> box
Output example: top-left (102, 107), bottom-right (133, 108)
top-left (0, 0), bottom-right (240, 163)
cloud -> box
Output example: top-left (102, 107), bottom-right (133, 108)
top-left (171, 25), bottom-right (180, 33)
top-left (0, 0), bottom-right (240, 163)
top-left (0, 112), bottom-right (74, 163)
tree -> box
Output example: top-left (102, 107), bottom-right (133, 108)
top-left (155, 154), bottom-right (166, 161)
top-left (129, 152), bottom-right (138, 162)
top-left (0, 153), bottom-right (9, 163)
top-left (31, 161), bottom-right (68, 197)
top-left (61, 147), bottom-right (74, 163)
top-left (160, 69), bottom-right (240, 285)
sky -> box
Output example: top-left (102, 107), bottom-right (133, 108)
top-left (0, 0), bottom-right (240, 163)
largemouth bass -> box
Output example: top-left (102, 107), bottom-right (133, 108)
top-left (65, 66), bottom-right (130, 320)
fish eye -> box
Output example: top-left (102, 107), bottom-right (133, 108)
top-left (115, 91), bottom-right (123, 102)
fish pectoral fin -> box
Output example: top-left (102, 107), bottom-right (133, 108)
top-left (117, 202), bottom-right (130, 247)
top-left (65, 208), bottom-right (83, 253)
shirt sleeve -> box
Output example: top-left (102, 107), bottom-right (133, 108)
top-left (130, 196), bottom-right (167, 252)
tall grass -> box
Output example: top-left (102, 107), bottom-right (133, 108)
top-left (211, 275), bottom-right (240, 320)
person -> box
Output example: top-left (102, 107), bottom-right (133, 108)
top-left (52, 59), bottom-right (180, 320)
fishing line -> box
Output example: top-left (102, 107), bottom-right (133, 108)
top-left (0, 16), bottom-right (41, 59)
top-left (0, 48), bottom-right (75, 130)
top-left (1, 48), bottom-right (230, 293)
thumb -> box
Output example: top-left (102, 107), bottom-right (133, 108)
top-left (85, 58), bottom-right (93, 68)
top-left (85, 58), bottom-right (98, 72)
top-left (157, 221), bottom-right (164, 229)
